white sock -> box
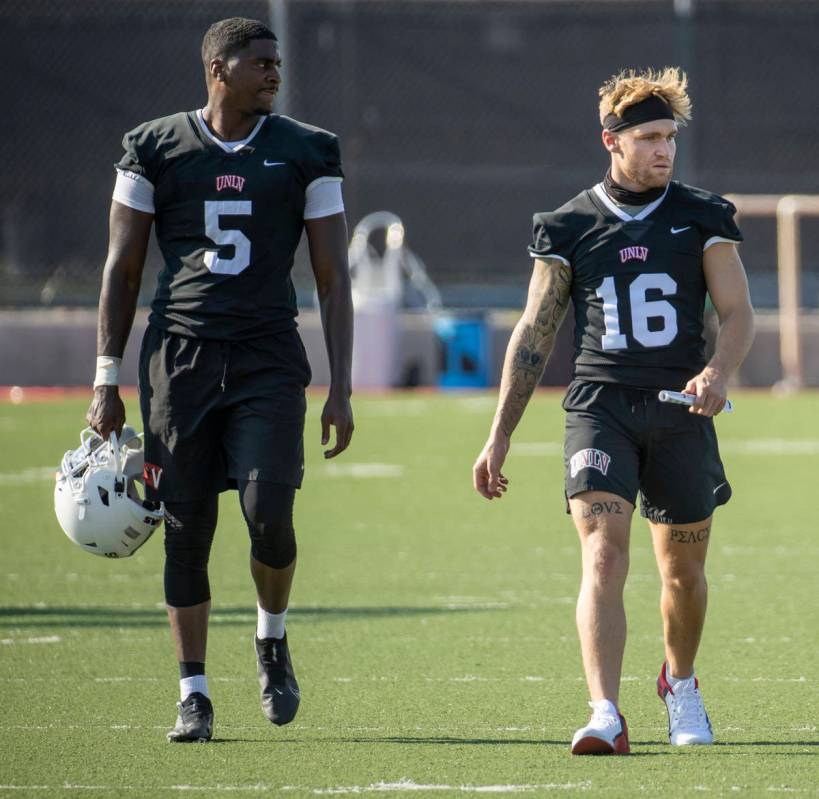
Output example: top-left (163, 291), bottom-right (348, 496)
top-left (257, 603), bottom-right (287, 640)
top-left (667, 666), bottom-right (694, 688)
top-left (591, 699), bottom-right (619, 717)
top-left (180, 674), bottom-right (209, 701)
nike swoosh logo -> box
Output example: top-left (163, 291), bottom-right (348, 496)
top-left (671, 226), bottom-right (691, 234)
top-left (264, 160), bottom-right (286, 167)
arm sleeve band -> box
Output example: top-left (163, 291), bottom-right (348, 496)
top-left (114, 168), bottom-right (342, 219)
top-left (704, 236), bottom-right (740, 250)
top-left (303, 177), bottom-right (345, 220)
top-left (113, 169), bottom-right (156, 214)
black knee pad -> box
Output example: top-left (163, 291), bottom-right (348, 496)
top-left (163, 496), bottom-right (218, 607)
top-left (239, 481), bottom-right (297, 569)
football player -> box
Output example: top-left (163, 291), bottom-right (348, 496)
top-left (473, 67), bottom-right (754, 754)
top-left (86, 18), bottom-right (354, 742)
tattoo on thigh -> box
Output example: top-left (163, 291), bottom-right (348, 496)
top-left (669, 525), bottom-right (711, 544)
top-left (582, 500), bottom-right (624, 518)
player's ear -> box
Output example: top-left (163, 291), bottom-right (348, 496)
top-left (209, 58), bottom-right (226, 82)
top-left (602, 129), bottom-right (620, 154)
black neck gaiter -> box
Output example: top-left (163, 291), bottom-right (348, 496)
top-left (603, 168), bottom-right (665, 206)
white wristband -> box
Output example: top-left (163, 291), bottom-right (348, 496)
top-left (93, 356), bottom-right (122, 388)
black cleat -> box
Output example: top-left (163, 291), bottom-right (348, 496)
top-left (167, 692), bottom-right (213, 743)
top-left (255, 634), bottom-right (300, 726)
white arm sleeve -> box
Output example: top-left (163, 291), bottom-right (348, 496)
top-left (112, 169), bottom-right (155, 214)
top-left (304, 177), bottom-right (345, 220)
top-left (529, 252), bottom-right (570, 266)
top-left (704, 236), bottom-right (740, 250)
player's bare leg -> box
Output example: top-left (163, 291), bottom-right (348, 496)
top-left (649, 517), bottom-right (711, 678)
top-left (568, 491), bottom-right (633, 754)
top-left (251, 555), bottom-right (296, 614)
top-left (570, 491), bottom-right (634, 704)
top-left (650, 516), bottom-right (714, 745)
top-left (166, 601), bottom-right (213, 742)
top-left (167, 601), bottom-right (210, 662)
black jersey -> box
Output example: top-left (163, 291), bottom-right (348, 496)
top-left (528, 181), bottom-right (742, 389)
top-left (117, 111), bottom-right (343, 340)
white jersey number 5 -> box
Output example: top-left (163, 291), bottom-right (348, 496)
top-left (204, 200), bottom-right (252, 275)
top-left (596, 273), bottom-right (678, 350)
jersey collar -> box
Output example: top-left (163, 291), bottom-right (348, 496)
top-left (195, 109), bottom-right (268, 153)
top-left (592, 181), bottom-right (670, 222)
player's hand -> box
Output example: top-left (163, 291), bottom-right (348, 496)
top-left (683, 367), bottom-right (728, 417)
top-left (86, 386), bottom-right (126, 440)
top-left (321, 390), bottom-right (354, 459)
top-left (472, 433), bottom-right (510, 500)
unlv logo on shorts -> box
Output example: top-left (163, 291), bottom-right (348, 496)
top-left (216, 174), bottom-right (246, 192)
top-left (143, 462), bottom-right (163, 490)
top-left (570, 448), bottom-right (611, 478)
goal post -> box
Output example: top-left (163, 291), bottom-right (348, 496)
top-left (724, 193), bottom-right (819, 390)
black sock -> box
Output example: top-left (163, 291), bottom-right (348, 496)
top-left (179, 661), bottom-right (205, 679)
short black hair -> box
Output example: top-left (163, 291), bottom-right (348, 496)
top-left (201, 17), bottom-right (277, 65)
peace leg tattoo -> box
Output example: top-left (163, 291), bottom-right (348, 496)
top-left (669, 525), bottom-right (711, 544)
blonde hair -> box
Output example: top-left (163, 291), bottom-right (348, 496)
top-left (598, 67), bottom-right (692, 127)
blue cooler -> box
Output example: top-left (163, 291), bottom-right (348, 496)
top-left (434, 315), bottom-right (490, 388)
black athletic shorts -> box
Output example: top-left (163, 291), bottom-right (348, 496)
top-left (138, 325), bottom-right (311, 503)
top-left (562, 380), bottom-right (731, 525)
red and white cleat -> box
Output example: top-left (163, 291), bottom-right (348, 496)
top-left (570, 699), bottom-right (630, 755)
top-left (657, 662), bottom-right (714, 745)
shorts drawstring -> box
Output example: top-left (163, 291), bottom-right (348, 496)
top-left (220, 344), bottom-right (231, 392)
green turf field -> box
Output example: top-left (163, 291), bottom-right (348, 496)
top-left (1, 391), bottom-right (817, 797)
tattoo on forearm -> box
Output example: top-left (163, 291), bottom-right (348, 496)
top-left (669, 525), bottom-right (711, 544)
top-left (582, 500), bottom-right (624, 518)
top-left (514, 343), bottom-right (544, 374)
top-left (497, 261), bottom-right (571, 437)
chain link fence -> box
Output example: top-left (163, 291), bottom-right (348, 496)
top-left (3, 0), bottom-right (818, 310)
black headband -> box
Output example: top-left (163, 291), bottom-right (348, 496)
top-left (603, 94), bottom-right (674, 132)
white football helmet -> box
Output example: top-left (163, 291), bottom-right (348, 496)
top-left (54, 426), bottom-right (164, 558)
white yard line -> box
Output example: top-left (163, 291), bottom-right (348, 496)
top-left (306, 782), bottom-right (593, 795)
top-left (9, 436), bottom-right (817, 490)
top-left (0, 467), bottom-right (56, 485)
top-left (2, 786), bottom-right (813, 795)
top-left (346, 399), bottom-right (431, 417)
top-left (454, 397), bottom-right (499, 413)
top-left (0, 674), bottom-right (810, 686)
top-left (322, 463), bottom-right (404, 478)
top-left (721, 439), bottom-right (819, 455)
top-left (513, 443), bottom-right (563, 456)
top-left (0, 635), bottom-right (61, 645)
top-left (514, 439), bottom-right (819, 457)
top-left (0, 785), bottom-right (590, 795)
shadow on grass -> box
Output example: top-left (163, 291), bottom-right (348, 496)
top-left (0, 604), bottom-right (505, 629)
top-left (330, 736), bottom-right (668, 755)
top-left (334, 737), bottom-right (817, 754)
top-left (189, 736), bottom-right (819, 757)
top-left (155, 735), bottom-right (819, 751)
top-left (349, 736), bottom-right (558, 746)
top-left (201, 736), bottom-right (568, 748)
top-left (634, 739), bottom-right (818, 752)
top-left (713, 741), bottom-right (819, 749)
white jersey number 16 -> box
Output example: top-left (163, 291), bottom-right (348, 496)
top-left (596, 273), bottom-right (678, 350)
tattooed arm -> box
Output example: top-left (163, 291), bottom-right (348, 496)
top-left (473, 257), bottom-right (572, 500)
